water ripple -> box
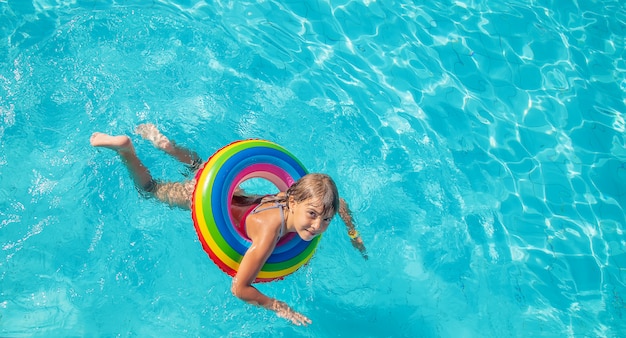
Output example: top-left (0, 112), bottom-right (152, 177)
top-left (1, 0), bottom-right (626, 336)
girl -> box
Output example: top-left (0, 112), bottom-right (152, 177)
top-left (90, 123), bottom-right (367, 325)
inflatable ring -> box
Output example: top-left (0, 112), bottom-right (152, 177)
top-left (191, 139), bottom-right (319, 283)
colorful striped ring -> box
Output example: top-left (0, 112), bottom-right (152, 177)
top-left (191, 139), bottom-right (319, 282)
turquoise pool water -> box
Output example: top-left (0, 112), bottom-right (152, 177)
top-left (1, 0), bottom-right (625, 336)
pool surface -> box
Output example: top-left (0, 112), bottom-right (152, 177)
top-left (1, 0), bottom-right (625, 337)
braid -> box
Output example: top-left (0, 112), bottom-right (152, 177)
top-left (232, 173), bottom-right (339, 215)
top-left (259, 193), bottom-right (287, 204)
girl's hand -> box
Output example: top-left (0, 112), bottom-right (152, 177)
top-left (271, 300), bottom-right (312, 326)
top-left (350, 236), bottom-right (368, 260)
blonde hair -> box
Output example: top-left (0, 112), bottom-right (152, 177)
top-left (233, 173), bottom-right (340, 215)
top-left (285, 173), bottom-right (339, 216)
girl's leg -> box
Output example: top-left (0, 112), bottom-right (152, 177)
top-left (135, 123), bottom-right (202, 168)
top-left (90, 132), bottom-right (154, 191)
top-left (150, 180), bottom-right (195, 210)
top-left (90, 132), bottom-right (192, 210)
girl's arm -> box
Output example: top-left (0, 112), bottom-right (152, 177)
top-left (339, 198), bottom-right (368, 259)
top-left (231, 216), bottom-right (312, 326)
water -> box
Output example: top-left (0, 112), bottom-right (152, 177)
top-left (1, 0), bottom-right (625, 336)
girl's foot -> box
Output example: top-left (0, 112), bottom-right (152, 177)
top-left (90, 132), bottom-right (133, 153)
top-left (135, 123), bottom-right (201, 167)
top-left (136, 123), bottom-right (173, 151)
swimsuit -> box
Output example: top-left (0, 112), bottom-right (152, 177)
top-left (248, 201), bottom-right (287, 240)
top-left (143, 179), bottom-right (158, 193)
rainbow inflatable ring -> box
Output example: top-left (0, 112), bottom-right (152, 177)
top-left (191, 139), bottom-right (320, 283)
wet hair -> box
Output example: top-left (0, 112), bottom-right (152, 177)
top-left (231, 191), bottom-right (263, 206)
top-left (232, 173), bottom-right (340, 216)
top-left (285, 173), bottom-right (339, 216)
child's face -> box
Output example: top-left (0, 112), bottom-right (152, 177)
top-left (290, 197), bottom-right (334, 241)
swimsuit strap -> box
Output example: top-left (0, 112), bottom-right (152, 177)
top-left (250, 202), bottom-right (286, 238)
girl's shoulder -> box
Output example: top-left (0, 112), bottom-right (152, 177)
top-left (245, 204), bottom-right (283, 240)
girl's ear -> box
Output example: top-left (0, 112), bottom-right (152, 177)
top-left (288, 195), bottom-right (296, 210)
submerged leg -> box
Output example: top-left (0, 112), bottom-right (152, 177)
top-left (90, 132), bottom-right (193, 210)
top-left (150, 180), bottom-right (195, 210)
top-left (136, 123), bottom-right (202, 168)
